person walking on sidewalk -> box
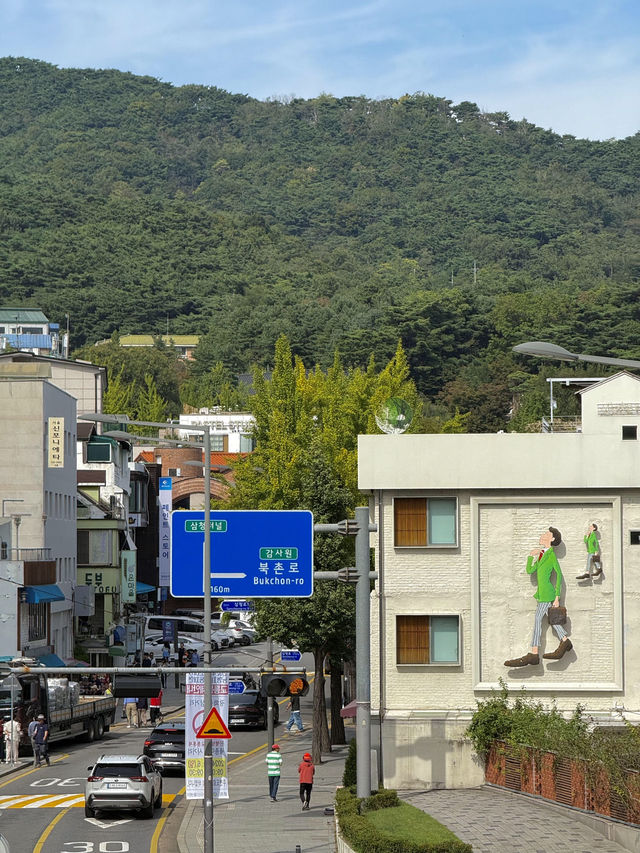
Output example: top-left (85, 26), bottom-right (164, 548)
top-left (298, 752), bottom-right (315, 810)
top-left (266, 743), bottom-right (282, 801)
top-left (28, 716), bottom-right (39, 765)
top-left (33, 715), bottom-right (50, 767)
top-left (136, 696), bottom-right (149, 727)
top-left (4, 715), bottom-right (21, 764)
top-left (285, 687), bottom-right (304, 733)
top-left (149, 689), bottom-right (163, 725)
top-left (123, 696), bottom-right (137, 728)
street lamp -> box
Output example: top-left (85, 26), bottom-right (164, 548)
top-left (83, 413), bottom-right (215, 853)
top-left (513, 341), bottom-right (640, 370)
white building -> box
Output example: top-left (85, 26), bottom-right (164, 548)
top-left (0, 308), bottom-right (67, 358)
top-left (358, 371), bottom-right (640, 791)
top-left (177, 410), bottom-right (255, 453)
top-left (0, 361), bottom-right (77, 663)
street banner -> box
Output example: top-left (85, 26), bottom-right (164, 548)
top-left (120, 550), bottom-right (136, 604)
top-left (158, 477), bottom-right (172, 586)
top-left (185, 672), bottom-right (229, 800)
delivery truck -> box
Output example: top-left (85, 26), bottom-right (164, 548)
top-left (0, 661), bottom-right (117, 747)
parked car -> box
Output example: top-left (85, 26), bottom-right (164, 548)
top-left (85, 753), bottom-right (162, 818)
top-left (143, 721), bottom-right (186, 773)
top-left (228, 619), bottom-right (257, 643)
top-left (144, 634), bottom-right (211, 660)
top-left (228, 690), bottom-right (279, 729)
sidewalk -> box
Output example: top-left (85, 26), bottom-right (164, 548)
top-left (403, 786), bottom-right (634, 853)
top-left (177, 730), bottom-right (348, 853)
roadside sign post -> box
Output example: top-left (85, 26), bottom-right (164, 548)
top-left (280, 649), bottom-right (302, 662)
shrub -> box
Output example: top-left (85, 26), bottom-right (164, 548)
top-left (343, 737), bottom-right (357, 787)
top-left (335, 787), bottom-right (472, 853)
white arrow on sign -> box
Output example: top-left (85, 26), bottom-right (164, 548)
top-left (85, 818), bottom-right (133, 829)
top-left (210, 573), bottom-right (246, 578)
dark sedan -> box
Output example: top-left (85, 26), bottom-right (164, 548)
top-left (228, 690), bottom-right (279, 729)
top-left (143, 721), bottom-right (185, 773)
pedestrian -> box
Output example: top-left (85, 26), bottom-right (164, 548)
top-left (159, 659), bottom-right (168, 689)
top-left (178, 642), bottom-right (187, 667)
top-left (162, 642), bottom-right (171, 667)
top-left (266, 743), bottom-right (282, 801)
top-left (285, 685), bottom-right (304, 733)
top-left (123, 696), bottom-right (138, 728)
top-left (189, 648), bottom-right (199, 667)
top-left (136, 696), bottom-right (149, 727)
top-left (142, 652), bottom-right (153, 668)
top-left (4, 715), bottom-right (21, 764)
top-left (149, 689), bottom-right (163, 725)
top-left (28, 716), bottom-right (39, 765)
top-left (33, 714), bottom-right (50, 767)
top-left (298, 752), bottom-right (315, 810)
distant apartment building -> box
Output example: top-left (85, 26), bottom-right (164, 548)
top-left (0, 308), bottom-right (68, 358)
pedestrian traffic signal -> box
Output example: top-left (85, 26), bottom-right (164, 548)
top-left (260, 673), bottom-right (310, 697)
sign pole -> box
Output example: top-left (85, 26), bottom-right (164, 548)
top-left (202, 426), bottom-right (214, 853)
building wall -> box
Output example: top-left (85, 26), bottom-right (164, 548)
top-left (0, 377), bottom-right (77, 660)
top-left (360, 372), bottom-right (640, 791)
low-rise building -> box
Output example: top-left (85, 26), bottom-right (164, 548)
top-left (358, 371), bottom-right (640, 791)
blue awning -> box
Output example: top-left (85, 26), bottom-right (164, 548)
top-left (136, 581), bottom-right (155, 595)
top-left (23, 585), bottom-right (65, 604)
top-left (37, 653), bottom-right (66, 667)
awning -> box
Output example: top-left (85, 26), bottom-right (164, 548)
top-left (136, 581), bottom-right (155, 595)
top-left (37, 653), bottom-right (66, 667)
top-left (340, 700), bottom-right (357, 719)
top-left (23, 585), bottom-right (65, 604)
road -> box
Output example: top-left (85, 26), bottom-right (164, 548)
top-left (0, 641), bottom-right (300, 853)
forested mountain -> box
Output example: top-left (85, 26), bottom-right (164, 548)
top-left (1, 57), bottom-right (639, 428)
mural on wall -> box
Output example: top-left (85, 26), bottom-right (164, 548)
top-left (576, 523), bottom-right (602, 580)
top-left (504, 527), bottom-right (573, 668)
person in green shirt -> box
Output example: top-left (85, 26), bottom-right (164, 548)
top-left (266, 743), bottom-right (283, 801)
top-left (576, 523), bottom-right (602, 580)
top-left (504, 527), bottom-right (573, 668)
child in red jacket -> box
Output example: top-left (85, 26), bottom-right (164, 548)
top-left (298, 752), bottom-right (315, 810)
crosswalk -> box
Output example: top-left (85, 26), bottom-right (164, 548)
top-left (0, 793), bottom-right (176, 809)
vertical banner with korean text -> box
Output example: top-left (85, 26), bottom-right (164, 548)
top-left (158, 477), bottom-right (172, 587)
top-left (120, 550), bottom-right (137, 604)
top-left (48, 417), bottom-right (64, 468)
top-left (185, 672), bottom-right (229, 800)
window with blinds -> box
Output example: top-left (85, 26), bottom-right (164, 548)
top-left (396, 615), bottom-right (460, 665)
top-left (394, 497), bottom-right (457, 547)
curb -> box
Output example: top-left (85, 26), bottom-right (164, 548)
top-left (176, 798), bottom-right (200, 853)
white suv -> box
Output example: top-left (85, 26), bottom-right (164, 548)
top-left (85, 754), bottom-right (162, 818)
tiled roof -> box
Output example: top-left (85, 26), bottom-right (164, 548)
top-left (134, 450), bottom-right (248, 467)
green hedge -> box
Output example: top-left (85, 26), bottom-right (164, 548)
top-left (335, 787), bottom-right (472, 853)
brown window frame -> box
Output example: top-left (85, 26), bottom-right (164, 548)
top-left (393, 497), bottom-right (458, 547)
top-left (396, 614), bottom-right (460, 666)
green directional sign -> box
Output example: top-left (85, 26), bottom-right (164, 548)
top-left (259, 547), bottom-right (298, 560)
top-left (185, 520), bottom-right (228, 533)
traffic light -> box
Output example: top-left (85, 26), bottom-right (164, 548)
top-left (260, 673), bottom-right (310, 697)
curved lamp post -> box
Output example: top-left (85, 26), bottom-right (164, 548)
top-left (513, 341), bottom-right (640, 370)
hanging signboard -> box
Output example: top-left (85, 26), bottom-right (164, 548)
top-left (158, 478), bottom-right (172, 586)
top-left (48, 417), bottom-right (64, 468)
top-left (185, 672), bottom-right (229, 800)
top-left (120, 550), bottom-right (137, 604)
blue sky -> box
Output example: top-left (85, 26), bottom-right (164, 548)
top-left (2, 0), bottom-right (639, 140)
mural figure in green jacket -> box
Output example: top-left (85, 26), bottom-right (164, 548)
top-left (504, 527), bottom-right (573, 668)
top-left (576, 523), bottom-right (602, 580)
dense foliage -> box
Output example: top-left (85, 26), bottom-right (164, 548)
top-left (466, 683), bottom-right (640, 803)
top-left (2, 58), bottom-right (640, 427)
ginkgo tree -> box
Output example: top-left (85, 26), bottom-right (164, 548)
top-left (228, 335), bottom-right (421, 762)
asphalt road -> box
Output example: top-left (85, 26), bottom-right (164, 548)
top-left (0, 641), bottom-right (298, 853)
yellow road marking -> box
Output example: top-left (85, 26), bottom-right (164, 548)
top-left (150, 785), bottom-right (185, 853)
top-left (33, 805), bottom-right (72, 853)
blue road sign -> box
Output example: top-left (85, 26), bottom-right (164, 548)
top-left (170, 510), bottom-right (313, 599)
top-left (228, 681), bottom-right (246, 694)
top-left (221, 601), bottom-right (252, 611)
top-left (280, 649), bottom-right (302, 662)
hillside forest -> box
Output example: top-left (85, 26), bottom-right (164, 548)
top-left (1, 57), bottom-right (640, 430)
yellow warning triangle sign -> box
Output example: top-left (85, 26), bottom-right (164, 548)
top-left (196, 706), bottom-right (232, 739)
